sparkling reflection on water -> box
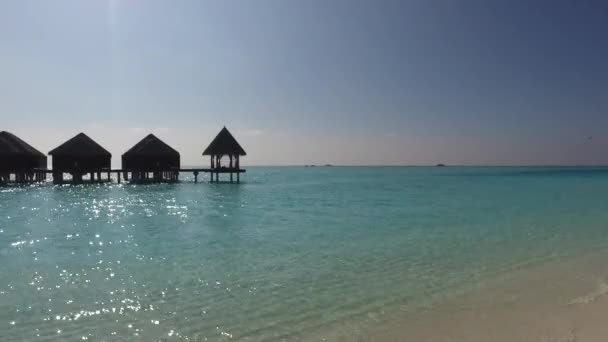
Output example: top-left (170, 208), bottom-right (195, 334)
top-left (2, 167), bottom-right (608, 341)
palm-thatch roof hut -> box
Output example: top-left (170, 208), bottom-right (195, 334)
top-left (0, 131), bottom-right (47, 183)
top-left (203, 127), bottom-right (246, 182)
top-left (48, 133), bottom-right (111, 184)
top-left (122, 134), bottom-right (180, 182)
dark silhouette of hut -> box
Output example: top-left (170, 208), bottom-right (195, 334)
top-left (122, 134), bottom-right (180, 182)
top-left (48, 133), bottom-right (111, 184)
top-left (0, 131), bottom-right (47, 183)
top-left (203, 127), bottom-right (246, 183)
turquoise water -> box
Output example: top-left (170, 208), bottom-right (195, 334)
top-left (2, 167), bottom-right (608, 341)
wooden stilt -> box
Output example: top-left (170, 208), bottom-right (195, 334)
top-left (194, 171), bottom-right (198, 183)
top-left (117, 172), bottom-right (121, 184)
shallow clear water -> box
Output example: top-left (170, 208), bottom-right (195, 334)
top-left (2, 166), bottom-right (608, 341)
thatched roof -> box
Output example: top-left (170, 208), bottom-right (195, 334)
top-left (202, 127), bottom-right (246, 156)
top-left (123, 134), bottom-right (179, 157)
top-left (48, 133), bottom-right (111, 157)
top-left (0, 131), bottom-right (46, 158)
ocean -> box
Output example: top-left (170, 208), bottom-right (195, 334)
top-left (2, 166), bottom-right (608, 341)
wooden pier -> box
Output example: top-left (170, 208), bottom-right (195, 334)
top-left (182, 168), bottom-right (246, 183)
top-left (1, 127), bottom-right (247, 185)
top-left (18, 168), bottom-right (246, 184)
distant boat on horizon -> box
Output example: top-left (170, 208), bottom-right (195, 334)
top-left (436, 164), bottom-right (446, 167)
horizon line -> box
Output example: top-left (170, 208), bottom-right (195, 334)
top-left (180, 164), bottom-right (608, 168)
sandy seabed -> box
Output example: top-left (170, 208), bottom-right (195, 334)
top-left (315, 248), bottom-right (608, 342)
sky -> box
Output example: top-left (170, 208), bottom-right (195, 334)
top-left (1, 0), bottom-right (607, 166)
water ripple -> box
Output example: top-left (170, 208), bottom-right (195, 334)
top-left (2, 168), bottom-right (608, 340)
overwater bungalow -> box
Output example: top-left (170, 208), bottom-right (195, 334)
top-left (48, 133), bottom-right (111, 184)
top-left (203, 127), bottom-right (246, 183)
top-left (122, 134), bottom-right (180, 183)
top-left (0, 131), bottom-right (47, 183)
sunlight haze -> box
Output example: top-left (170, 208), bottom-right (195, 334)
top-left (1, 0), bottom-right (607, 166)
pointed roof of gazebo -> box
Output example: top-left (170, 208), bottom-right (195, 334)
top-left (123, 134), bottom-right (179, 157)
top-left (48, 133), bottom-right (111, 157)
top-left (202, 127), bottom-right (246, 156)
top-left (0, 131), bottom-right (46, 157)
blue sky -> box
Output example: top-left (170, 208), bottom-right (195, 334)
top-left (1, 0), bottom-right (607, 165)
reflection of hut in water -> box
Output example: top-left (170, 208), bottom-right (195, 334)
top-left (122, 134), bottom-right (180, 183)
top-left (48, 133), bottom-right (111, 184)
top-left (0, 131), bottom-right (47, 183)
top-left (202, 127), bottom-right (246, 183)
